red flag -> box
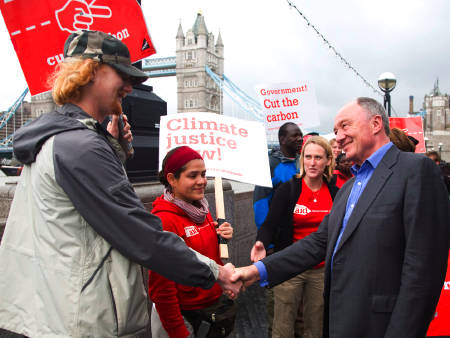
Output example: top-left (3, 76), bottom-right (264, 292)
top-left (0, 0), bottom-right (156, 95)
top-left (427, 251), bottom-right (450, 336)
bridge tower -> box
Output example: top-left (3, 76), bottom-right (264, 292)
top-left (176, 12), bottom-right (224, 114)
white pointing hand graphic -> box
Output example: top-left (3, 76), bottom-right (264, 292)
top-left (55, 0), bottom-right (112, 33)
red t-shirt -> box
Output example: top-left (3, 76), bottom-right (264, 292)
top-left (292, 180), bottom-right (332, 268)
top-left (333, 169), bottom-right (352, 188)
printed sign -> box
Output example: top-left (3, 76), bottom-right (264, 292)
top-left (0, 0), bottom-right (156, 95)
top-left (389, 117), bottom-right (425, 153)
top-left (427, 250), bottom-right (450, 336)
top-left (255, 81), bottom-right (320, 132)
top-left (159, 112), bottom-right (272, 187)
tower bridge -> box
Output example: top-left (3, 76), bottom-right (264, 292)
top-left (0, 12), bottom-right (267, 155)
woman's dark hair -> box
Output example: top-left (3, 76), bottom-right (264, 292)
top-left (335, 153), bottom-right (347, 165)
top-left (389, 128), bottom-right (415, 152)
top-left (158, 147), bottom-right (188, 190)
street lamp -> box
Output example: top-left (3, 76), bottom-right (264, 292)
top-left (378, 72), bottom-right (397, 117)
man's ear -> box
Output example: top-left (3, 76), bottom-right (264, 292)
top-left (371, 115), bottom-right (384, 134)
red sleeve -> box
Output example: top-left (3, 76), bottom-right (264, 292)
top-left (149, 271), bottom-right (190, 338)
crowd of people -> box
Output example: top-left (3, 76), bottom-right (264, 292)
top-left (0, 29), bottom-right (448, 338)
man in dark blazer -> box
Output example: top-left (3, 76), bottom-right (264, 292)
top-left (234, 97), bottom-right (449, 338)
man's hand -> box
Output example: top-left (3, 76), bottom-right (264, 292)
top-left (231, 265), bottom-right (260, 289)
top-left (250, 241), bottom-right (266, 262)
top-left (217, 263), bottom-right (242, 299)
top-left (107, 114), bottom-right (132, 142)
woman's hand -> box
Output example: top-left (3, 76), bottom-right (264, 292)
top-left (250, 241), bottom-right (266, 262)
top-left (216, 221), bottom-right (233, 240)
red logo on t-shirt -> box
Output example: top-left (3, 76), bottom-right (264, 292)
top-left (294, 204), bottom-right (311, 215)
top-left (184, 226), bottom-right (199, 237)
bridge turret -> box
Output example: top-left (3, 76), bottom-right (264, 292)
top-left (176, 22), bottom-right (185, 49)
top-left (216, 31), bottom-right (224, 75)
top-left (193, 12), bottom-right (208, 48)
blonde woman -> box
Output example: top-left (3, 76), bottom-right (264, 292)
top-left (251, 136), bottom-right (339, 338)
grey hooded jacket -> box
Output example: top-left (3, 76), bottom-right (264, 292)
top-left (0, 104), bottom-right (219, 337)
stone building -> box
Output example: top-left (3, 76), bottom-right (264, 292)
top-left (176, 12), bottom-right (224, 114)
top-left (0, 101), bottom-right (31, 141)
top-left (422, 80), bottom-right (450, 161)
top-left (30, 91), bottom-right (56, 118)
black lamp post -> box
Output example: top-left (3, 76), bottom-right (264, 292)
top-left (377, 72), bottom-right (397, 117)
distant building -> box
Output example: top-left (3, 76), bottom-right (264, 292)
top-left (176, 12), bottom-right (224, 114)
top-left (31, 91), bottom-right (56, 118)
top-left (422, 79), bottom-right (450, 161)
top-left (0, 101), bottom-right (32, 140)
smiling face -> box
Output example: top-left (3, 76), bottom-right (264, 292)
top-left (331, 141), bottom-right (342, 159)
top-left (90, 64), bottom-right (133, 120)
top-left (168, 159), bottom-right (207, 203)
top-left (333, 102), bottom-right (380, 166)
top-left (302, 143), bottom-right (331, 181)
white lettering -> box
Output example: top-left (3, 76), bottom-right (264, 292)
top-left (47, 53), bottom-right (64, 66)
top-left (108, 28), bottom-right (130, 41)
top-left (293, 204), bottom-right (311, 216)
top-left (184, 226), bottom-right (199, 238)
top-left (444, 281), bottom-right (450, 290)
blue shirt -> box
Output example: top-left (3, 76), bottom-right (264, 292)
top-left (331, 142), bottom-right (393, 260)
top-left (255, 142), bottom-right (393, 287)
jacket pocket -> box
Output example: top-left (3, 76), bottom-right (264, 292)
top-left (371, 294), bottom-right (397, 313)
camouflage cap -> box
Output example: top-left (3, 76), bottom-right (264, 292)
top-left (63, 30), bottom-right (148, 85)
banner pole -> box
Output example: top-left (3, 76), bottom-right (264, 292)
top-left (214, 176), bottom-right (229, 259)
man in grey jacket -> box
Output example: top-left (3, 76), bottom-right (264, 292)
top-left (0, 30), bottom-right (240, 337)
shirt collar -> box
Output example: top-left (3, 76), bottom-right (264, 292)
top-left (351, 142), bottom-right (393, 175)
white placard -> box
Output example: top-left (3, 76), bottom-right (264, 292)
top-left (255, 81), bottom-right (321, 132)
top-left (159, 112), bottom-right (272, 187)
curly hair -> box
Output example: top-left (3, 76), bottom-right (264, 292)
top-left (297, 135), bottom-right (334, 182)
top-left (49, 58), bottom-right (100, 105)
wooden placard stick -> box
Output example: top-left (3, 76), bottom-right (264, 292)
top-left (214, 176), bottom-right (229, 259)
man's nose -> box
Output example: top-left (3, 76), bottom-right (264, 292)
top-left (335, 129), bottom-right (345, 143)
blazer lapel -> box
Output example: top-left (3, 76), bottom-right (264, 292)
top-left (325, 179), bottom-right (353, 261)
top-left (332, 146), bottom-right (399, 255)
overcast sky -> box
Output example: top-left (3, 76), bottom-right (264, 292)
top-left (0, 0), bottom-right (449, 133)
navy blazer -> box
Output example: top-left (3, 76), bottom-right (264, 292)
top-left (262, 145), bottom-right (449, 338)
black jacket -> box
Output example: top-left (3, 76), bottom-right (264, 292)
top-left (256, 175), bottom-right (339, 252)
top-left (261, 146), bottom-right (449, 338)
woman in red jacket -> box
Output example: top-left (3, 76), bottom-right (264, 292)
top-left (149, 146), bottom-right (234, 338)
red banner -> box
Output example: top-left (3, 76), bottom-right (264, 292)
top-left (0, 0), bottom-right (156, 95)
top-left (427, 251), bottom-right (450, 336)
top-left (389, 117), bottom-right (426, 153)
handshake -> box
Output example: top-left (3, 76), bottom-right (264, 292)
top-left (216, 241), bottom-right (268, 299)
top-left (216, 262), bottom-right (261, 299)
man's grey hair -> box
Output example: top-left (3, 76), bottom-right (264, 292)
top-left (356, 97), bottom-right (390, 136)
